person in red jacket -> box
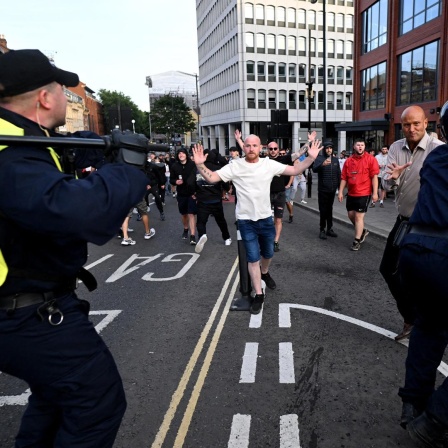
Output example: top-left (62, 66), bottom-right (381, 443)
top-left (338, 139), bottom-right (379, 251)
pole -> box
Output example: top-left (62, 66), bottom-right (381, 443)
top-left (195, 74), bottom-right (200, 142)
top-left (322, 1), bottom-right (327, 140)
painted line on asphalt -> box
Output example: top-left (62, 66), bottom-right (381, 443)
top-left (84, 254), bottom-right (114, 270)
top-left (280, 414), bottom-right (301, 448)
top-left (173, 267), bottom-right (240, 447)
top-left (279, 342), bottom-right (295, 384)
top-left (151, 256), bottom-right (239, 448)
top-left (228, 414), bottom-right (251, 448)
top-left (279, 304), bottom-right (448, 377)
top-left (239, 343), bottom-right (259, 383)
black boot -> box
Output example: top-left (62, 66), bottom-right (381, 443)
top-left (400, 402), bottom-right (421, 429)
top-left (407, 411), bottom-right (447, 448)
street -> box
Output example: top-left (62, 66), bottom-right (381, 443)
top-left (1, 195), bottom-right (446, 448)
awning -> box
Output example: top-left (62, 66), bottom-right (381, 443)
top-left (335, 119), bottom-right (390, 132)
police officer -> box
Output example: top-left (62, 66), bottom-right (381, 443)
top-left (0, 50), bottom-right (148, 447)
top-left (397, 101), bottom-right (448, 446)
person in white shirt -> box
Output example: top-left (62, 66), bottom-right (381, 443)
top-left (192, 135), bottom-right (321, 314)
top-left (371, 145), bottom-right (389, 208)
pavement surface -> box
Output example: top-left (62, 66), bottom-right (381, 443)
top-left (293, 172), bottom-right (397, 240)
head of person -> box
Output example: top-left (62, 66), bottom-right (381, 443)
top-left (439, 100), bottom-right (448, 141)
top-left (279, 149), bottom-right (286, 156)
top-left (401, 105), bottom-right (428, 148)
top-left (353, 138), bottom-right (366, 156)
top-left (340, 150), bottom-right (347, 158)
top-left (368, 149), bottom-right (376, 156)
top-left (267, 141), bottom-right (279, 158)
top-left (323, 141), bottom-right (333, 157)
top-left (244, 134), bottom-right (262, 162)
top-left (0, 49), bottom-right (79, 129)
top-left (380, 145), bottom-right (389, 154)
top-left (149, 152), bottom-right (156, 160)
top-left (229, 146), bottom-right (240, 158)
top-left (176, 147), bottom-right (189, 163)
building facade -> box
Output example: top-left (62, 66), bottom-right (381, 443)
top-left (196, 0), bottom-right (355, 153)
top-left (337, 0), bottom-right (448, 151)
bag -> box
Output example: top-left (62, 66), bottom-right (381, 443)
top-left (393, 220), bottom-right (411, 248)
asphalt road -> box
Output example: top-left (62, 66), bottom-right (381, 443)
top-left (1, 195), bottom-right (446, 448)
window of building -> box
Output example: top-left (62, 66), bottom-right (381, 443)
top-left (318, 38), bottom-right (324, 58)
top-left (336, 40), bottom-right (344, 58)
top-left (400, 0), bottom-right (441, 35)
top-left (278, 35), bottom-right (286, 55)
top-left (279, 90), bottom-right (287, 109)
top-left (256, 4), bottom-right (264, 25)
top-left (346, 14), bottom-right (354, 33)
top-left (310, 37), bottom-right (316, 57)
top-left (361, 61), bottom-right (386, 110)
top-left (308, 10), bottom-right (316, 30)
top-left (256, 33), bottom-right (265, 53)
top-left (288, 36), bottom-right (296, 55)
top-left (317, 11), bottom-right (324, 30)
top-left (268, 62), bottom-right (276, 82)
top-left (310, 64), bottom-right (316, 80)
top-left (398, 40), bottom-right (438, 105)
top-left (328, 91), bottom-right (335, 110)
top-left (346, 41), bottom-right (353, 59)
top-left (267, 34), bottom-right (276, 54)
top-left (246, 32), bottom-right (254, 53)
top-left (318, 91), bottom-right (324, 110)
top-left (337, 91), bottom-right (344, 110)
top-left (337, 66), bottom-right (344, 84)
top-left (245, 3), bottom-right (254, 24)
top-left (266, 5), bottom-right (275, 26)
top-left (317, 65), bottom-right (324, 84)
top-left (328, 12), bottom-right (335, 31)
top-left (278, 7), bottom-right (286, 27)
top-left (257, 61), bottom-right (266, 81)
top-left (279, 63), bottom-right (287, 82)
top-left (328, 39), bottom-right (335, 58)
top-left (299, 63), bottom-right (306, 82)
top-left (247, 61), bottom-right (255, 81)
top-left (346, 67), bottom-right (353, 85)
top-left (289, 90), bottom-right (297, 109)
top-left (346, 92), bottom-right (352, 110)
top-left (287, 8), bottom-right (296, 27)
top-left (269, 90), bottom-right (276, 109)
top-left (258, 89), bottom-right (266, 108)
top-left (362, 0), bottom-right (388, 54)
top-left (298, 36), bottom-right (306, 56)
top-left (336, 13), bottom-right (344, 32)
top-left (298, 9), bottom-right (306, 29)
top-left (247, 89), bottom-right (255, 108)
top-left (289, 64), bottom-right (297, 82)
top-left (299, 90), bottom-right (306, 109)
top-left (328, 65), bottom-right (335, 84)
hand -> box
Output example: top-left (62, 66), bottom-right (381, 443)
top-left (192, 143), bottom-right (207, 165)
top-left (306, 139), bottom-right (322, 160)
top-left (234, 129), bottom-right (242, 141)
top-left (176, 179), bottom-right (183, 185)
top-left (372, 193), bottom-right (379, 203)
top-left (386, 161), bottom-right (412, 180)
top-left (338, 191), bottom-right (344, 203)
top-left (308, 130), bottom-right (317, 142)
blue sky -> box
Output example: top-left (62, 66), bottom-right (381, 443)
top-left (0, 0), bottom-right (198, 111)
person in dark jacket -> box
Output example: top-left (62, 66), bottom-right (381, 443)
top-left (194, 149), bottom-right (232, 254)
top-left (397, 101), bottom-right (448, 447)
top-left (169, 147), bottom-right (198, 244)
top-left (313, 140), bottom-right (341, 239)
top-left (0, 49), bottom-right (148, 447)
top-left (144, 156), bottom-right (166, 221)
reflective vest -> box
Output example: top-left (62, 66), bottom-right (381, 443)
top-left (0, 119), bottom-right (62, 286)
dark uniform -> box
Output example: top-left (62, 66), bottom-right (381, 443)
top-left (0, 107), bottom-right (147, 446)
top-left (397, 140), bottom-right (448, 443)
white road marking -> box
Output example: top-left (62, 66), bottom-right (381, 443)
top-left (248, 281), bottom-right (265, 328)
top-left (142, 253), bottom-right (200, 281)
top-left (84, 254), bottom-right (114, 270)
top-left (278, 303), bottom-right (448, 377)
top-left (239, 343), bottom-right (259, 383)
top-left (280, 414), bottom-right (301, 448)
top-left (279, 342), bottom-right (295, 384)
top-left (228, 414), bottom-right (251, 448)
top-left (106, 254), bottom-right (163, 282)
top-left (0, 310), bottom-right (122, 407)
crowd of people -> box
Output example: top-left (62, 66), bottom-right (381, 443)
top-left (1, 48), bottom-right (448, 448)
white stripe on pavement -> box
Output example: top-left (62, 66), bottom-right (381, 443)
top-left (239, 343), bottom-right (259, 383)
top-left (228, 414), bottom-right (251, 448)
top-left (279, 342), bottom-right (295, 384)
top-left (280, 414), bottom-right (301, 448)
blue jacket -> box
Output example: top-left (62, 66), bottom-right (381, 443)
top-left (0, 107), bottom-right (148, 296)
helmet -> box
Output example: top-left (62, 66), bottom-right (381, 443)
top-left (440, 101), bottom-right (448, 141)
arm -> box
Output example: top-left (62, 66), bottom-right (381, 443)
top-left (371, 175), bottom-right (379, 202)
top-left (192, 144), bottom-right (223, 183)
top-left (282, 140), bottom-right (321, 176)
top-left (338, 179), bottom-right (347, 202)
top-left (234, 129), bottom-right (244, 152)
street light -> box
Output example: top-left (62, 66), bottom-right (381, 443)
top-left (145, 76), bottom-right (153, 141)
top-left (131, 119), bottom-right (135, 133)
top-left (178, 71), bottom-right (200, 142)
top-left (311, 0), bottom-right (327, 140)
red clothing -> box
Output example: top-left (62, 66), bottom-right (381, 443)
top-left (341, 153), bottom-right (379, 196)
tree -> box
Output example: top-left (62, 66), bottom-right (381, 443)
top-left (98, 89), bottom-right (149, 136)
top-left (151, 94), bottom-right (197, 139)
